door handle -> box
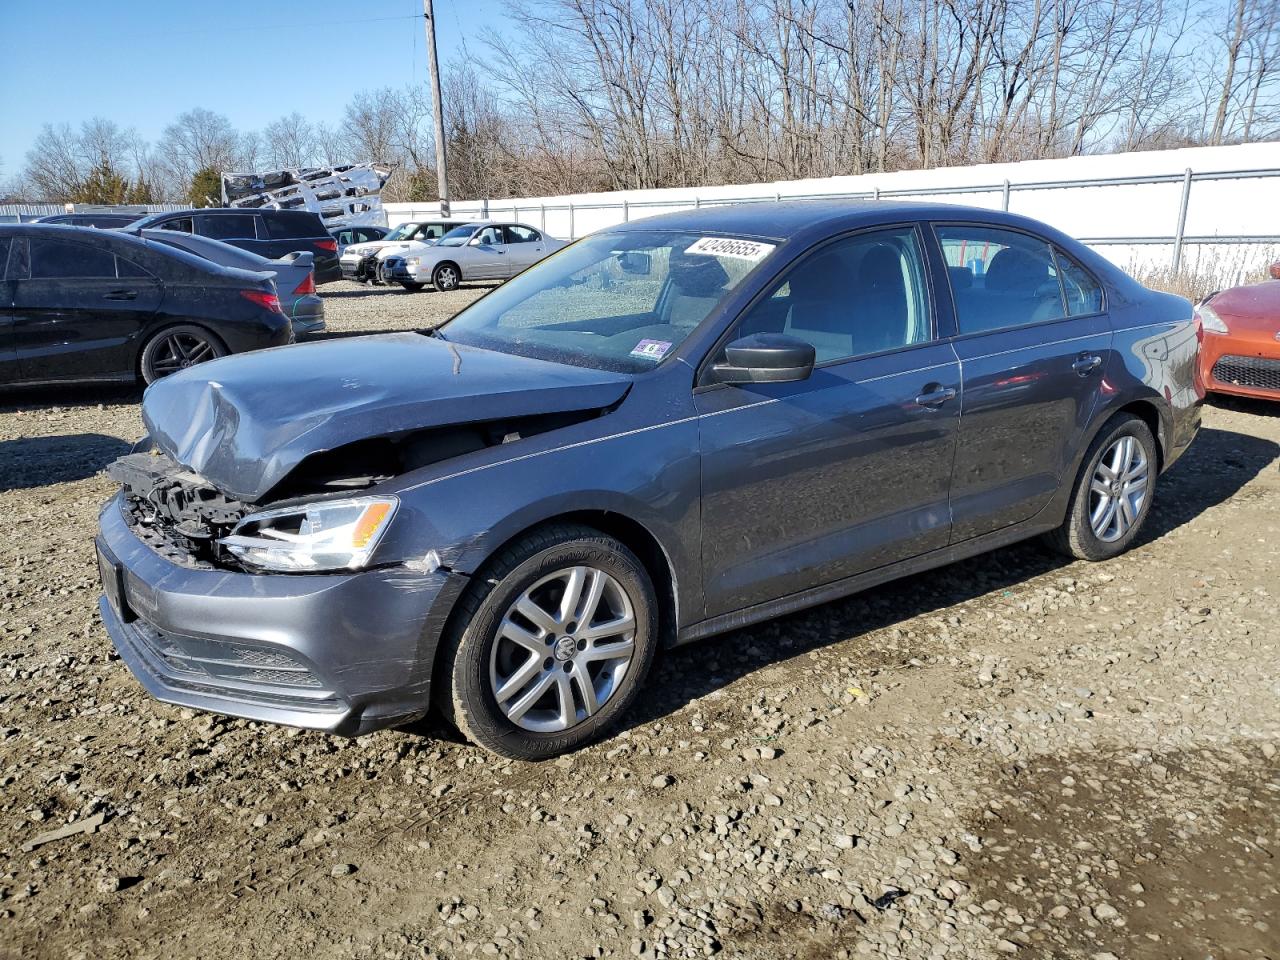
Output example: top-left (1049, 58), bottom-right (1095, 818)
top-left (1072, 353), bottom-right (1103, 376)
top-left (915, 385), bottom-right (957, 408)
top-left (104, 290), bottom-right (138, 301)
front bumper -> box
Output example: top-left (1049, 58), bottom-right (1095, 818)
top-left (342, 254), bottom-right (385, 283)
top-left (96, 493), bottom-right (467, 736)
top-left (1200, 330), bottom-right (1280, 400)
top-left (378, 257), bottom-right (420, 284)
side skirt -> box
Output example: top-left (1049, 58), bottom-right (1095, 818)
top-left (674, 516), bottom-right (1061, 647)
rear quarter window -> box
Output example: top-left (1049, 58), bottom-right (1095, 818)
top-left (197, 214), bottom-right (259, 241)
top-left (261, 210), bottom-right (326, 240)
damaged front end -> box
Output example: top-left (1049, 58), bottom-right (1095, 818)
top-left (107, 450), bottom-right (251, 570)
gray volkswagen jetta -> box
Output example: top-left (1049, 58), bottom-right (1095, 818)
top-left (96, 201), bottom-right (1203, 760)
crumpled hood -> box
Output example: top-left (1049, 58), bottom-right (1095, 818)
top-left (142, 333), bottom-right (632, 502)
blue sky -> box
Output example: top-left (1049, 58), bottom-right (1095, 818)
top-left (0, 0), bottom-right (504, 173)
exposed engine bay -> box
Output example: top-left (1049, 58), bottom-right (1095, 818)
top-left (107, 409), bottom-right (604, 570)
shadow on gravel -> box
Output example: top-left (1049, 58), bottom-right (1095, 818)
top-left (1143, 426), bottom-right (1279, 540)
top-left (1208, 394), bottom-right (1280, 418)
top-left (0, 433), bottom-right (131, 490)
top-left (623, 424), bottom-right (1277, 731)
top-left (0, 383), bottom-right (141, 412)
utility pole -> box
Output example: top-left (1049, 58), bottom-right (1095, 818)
top-left (423, 0), bottom-right (450, 217)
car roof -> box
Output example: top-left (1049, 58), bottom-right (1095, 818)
top-left (602, 199), bottom-right (1058, 242)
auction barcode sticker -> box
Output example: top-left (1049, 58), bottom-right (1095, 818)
top-left (685, 236), bottom-right (776, 262)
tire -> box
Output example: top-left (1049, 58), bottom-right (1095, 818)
top-left (400, 281), bottom-right (426, 292)
top-left (440, 524), bottom-right (658, 760)
top-left (1044, 413), bottom-right (1158, 561)
top-left (139, 324), bottom-right (227, 385)
top-left (432, 262), bottom-right (461, 292)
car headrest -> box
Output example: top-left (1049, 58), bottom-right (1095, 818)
top-left (790, 249), bottom-right (854, 304)
top-left (986, 247), bottom-right (1049, 292)
top-left (948, 266), bottom-right (973, 291)
top-left (859, 244), bottom-right (903, 291)
top-left (668, 253), bottom-right (730, 297)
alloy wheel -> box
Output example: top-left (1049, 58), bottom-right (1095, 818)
top-left (147, 331), bottom-right (218, 379)
top-left (1088, 435), bottom-right (1150, 542)
top-left (435, 265), bottom-right (458, 290)
top-left (489, 565), bottom-right (637, 733)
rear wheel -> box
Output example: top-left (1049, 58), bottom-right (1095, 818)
top-left (432, 263), bottom-right (460, 292)
top-left (139, 325), bottom-right (226, 384)
top-left (441, 524), bottom-right (658, 760)
top-left (1045, 413), bottom-right (1157, 561)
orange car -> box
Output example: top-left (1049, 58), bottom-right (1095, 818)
top-left (1196, 262), bottom-right (1280, 400)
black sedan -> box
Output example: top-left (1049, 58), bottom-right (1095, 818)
top-left (0, 224), bottom-right (292, 386)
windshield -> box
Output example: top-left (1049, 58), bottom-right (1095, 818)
top-left (384, 222), bottom-right (419, 241)
top-left (437, 224), bottom-right (480, 247)
top-left (123, 212), bottom-right (166, 230)
top-left (440, 230), bottom-right (775, 373)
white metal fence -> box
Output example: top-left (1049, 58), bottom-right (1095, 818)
top-left (0, 202), bottom-right (185, 223)
top-left (385, 142), bottom-right (1280, 283)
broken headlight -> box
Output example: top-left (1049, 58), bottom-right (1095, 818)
top-left (219, 496), bottom-right (398, 572)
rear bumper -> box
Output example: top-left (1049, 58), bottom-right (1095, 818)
top-left (96, 493), bottom-right (467, 736)
top-left (288, 295), bottom-right (326, 336)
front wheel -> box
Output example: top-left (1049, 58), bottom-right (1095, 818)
top-left (1045, 413), bottom-right (1158, 561)
top-left (441, 524), bottom-right (658, 760)
top-left (139, 325), bottom-right (226, 385)
top-left (432, 263), bottom-right (460, 292)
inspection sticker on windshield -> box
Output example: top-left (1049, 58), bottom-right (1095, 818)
top-left (685, 236), bottom-right (776, 262)
top-left (631, 339), bottom-right (673, 361)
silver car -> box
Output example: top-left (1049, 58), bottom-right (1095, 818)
top-left (376, 221), bottom-right (567, 292)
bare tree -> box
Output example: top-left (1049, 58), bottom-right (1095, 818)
top-left (261, 113), bottom-right (319, 169)
top-left (157, 108), bottom-right (245, 189)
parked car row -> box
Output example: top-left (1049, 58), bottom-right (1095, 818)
top-left (0, 223), bottom-right (293, 386)
top-left (340, 219), bottom-right (567, 291)
top-left (93, 200), bottom-right (1206, 759)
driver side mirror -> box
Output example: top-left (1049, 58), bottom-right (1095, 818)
top-left (468, 236), bottom-right (485, 246)
top-left (1269, 260), bottom-right (1280, 280)
top-left (711, 333), bottom-right (816, 384)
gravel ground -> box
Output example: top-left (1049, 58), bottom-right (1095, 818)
top-left (314, 279), bottom-right (495, 337)
top-left (0, 285), bottom-right (1277, 959)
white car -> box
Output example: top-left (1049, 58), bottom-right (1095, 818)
top-left (375, 221), bottom-right (568, 292)
top-left (339, 219), bottom-right (475, 283)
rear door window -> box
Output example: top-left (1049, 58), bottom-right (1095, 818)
top-left (197, 214), bottom-right (258, 241)
top-left (0, 238), bottom-right (10, 279)
top-left (504, 225), bottom-right (541, 244)
top-left (30, 238), bottom-right (119, 279)
top-left (935, 225), bottom-right (1066, 334)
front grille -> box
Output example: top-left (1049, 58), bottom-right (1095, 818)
top-left (131, 619), bottom-right (328, 695)
top-left (1212, 354), bottom-right (1280, 393)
